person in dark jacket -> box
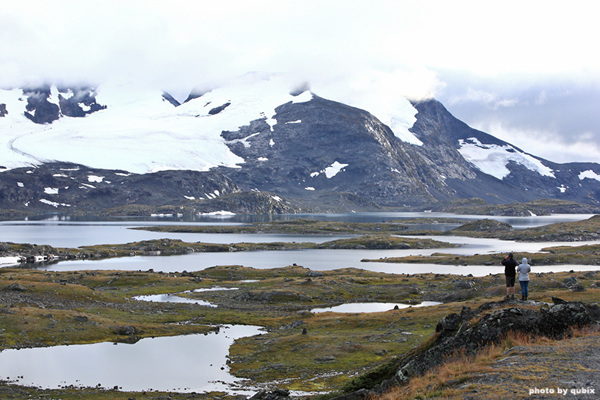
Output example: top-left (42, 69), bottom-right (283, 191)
top-left (502, 253), bottom-right (517, 300)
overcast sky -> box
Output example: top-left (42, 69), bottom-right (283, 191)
top-left (2, 0), bottom-right (599, 163)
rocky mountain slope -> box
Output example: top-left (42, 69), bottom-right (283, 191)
top-left (1, 77), bottom-right (600, 215)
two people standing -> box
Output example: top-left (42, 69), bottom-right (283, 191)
top-left (502, 253), bottom-right (531, 301)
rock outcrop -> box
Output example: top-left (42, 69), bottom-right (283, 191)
top-left (332, 300), bottom-right (600, 399)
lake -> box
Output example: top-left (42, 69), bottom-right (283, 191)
top-left (1, 213), bottom-right (598, 277)
top-left (1, 211), bottom-right (599, 394)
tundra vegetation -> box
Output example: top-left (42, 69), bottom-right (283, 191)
top-left (0, 215), bottom-right (599, 399)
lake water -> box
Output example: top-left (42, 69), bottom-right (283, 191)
top-left (1, 212), bottom-right (599, 394)
top-left (0, 212), bottom-right (594, 248)
top-left (0, 325), bottom-right (264, 394)
top-left (20, 234), bottom-right (600, 276)
top-left (1, 212), bottom-right (599, 276)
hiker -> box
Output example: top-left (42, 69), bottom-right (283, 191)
top-left (517, 257), bottom-right (531, 300)
top-left (502, 253), bottom-right (517, 300)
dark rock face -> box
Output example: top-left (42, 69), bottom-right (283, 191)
top-left (410, 99), bottom-right (600, 206)
top-left (218, 95), bottom-right (477, 207)
top-left (110, 325), bottom-right (140, 335)
top-left (336, 300), bottom-right (600, 399)
top-left (5, 88), bottom-right (600, 213)
top-left (398, 301), bottom-right (597, 381)
top-left (23, 87), bottom-right (60, 124)
top-left (249, 389), bottom-right (291, 400)
top-left (0, 162), bottom-right (242, 215)
top-left (0, 103), bottom-right (7, 117)
top-left (209, 102), bottom-right (231, 115)
top-left (0, 162), bottom-right (303, 216)
top-left (57, 86), bottom-right (107, 117)
top-left (22, 86), bottom-right (106, 124)
top-left (216, 95), bottom-right (600, 209)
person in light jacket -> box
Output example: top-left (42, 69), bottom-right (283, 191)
top-left (517, 257), bottom-right (531, 301)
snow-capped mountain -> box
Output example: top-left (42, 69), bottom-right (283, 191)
top-left (1, 76), bottom-right (599, 214)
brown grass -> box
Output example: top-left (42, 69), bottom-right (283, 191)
top-left (369, 327), bottom-right (600, 400)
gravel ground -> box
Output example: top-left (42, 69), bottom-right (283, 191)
top-left (458, 333), bottom-right (600, 400)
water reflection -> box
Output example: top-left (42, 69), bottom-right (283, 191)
top-left (0, 212), bottom-right (594, 248)
top-left (133, 287), bottom-right (239, 306)
top-left (311, 301), bottom-right (442, 313)
top-left (132, 293), bottom-right (215, 306)
top-left (37, 235), bottom-right (600, 276)
top-left (0, 325), bottom-right (264, 394)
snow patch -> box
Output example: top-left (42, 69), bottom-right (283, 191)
top-left (0, 76), bottom-right (314, 173)
top-left (286, 120), bottom-right (301, 124)
top-left (226, 132), bottom-right (260, 148)
top-left (324, 161), bottom-right (348, 178)
top-left (257, 157), bottom-right (268, 162)
top-left (17, 182), bottom-right (24, 188)
top-left (60, 89), bottom-right (74, 100)
top-left (184, 195), bottom-right (195, 200)
top-left (305, 187), bottom-right (315, 191)
top-left (558, 185), bottom-right (568, 193)
top-left (269, 139), bottom-right (275, 147)
top-left (48, 86), bottom-right (60, 106)
top-left (271, 196), bottom-right (282, 202)
top-left (88, 175), bottom-right (104, 183)
top-left (39, 199), bottom-right (70, 207)
top-left (44, 187), bottom-right (59, 195)
top-left (291, 91), bottom-right (313, 103)
top-left (199, 211), bottom-right (235, 217)
top-left (266, 117), bottom-right (277, 131)
top-left (311, 161), bottom-right (349, 179)
top-left (53, 173), bottom-right (68, 177)
top-left (458, 138), bottom-right (555, 180)
top-left (579, 170), bottom-right (600, 181)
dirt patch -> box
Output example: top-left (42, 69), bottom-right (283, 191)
top-left (458, 333), bottom-right (600, 400)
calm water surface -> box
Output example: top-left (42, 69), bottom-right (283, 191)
top-left (0, 212), bottom-right (594, 248)
top-left (1, 212), bottom-right (599, 394)
top-left (0, 325), bottom-right (264, 394)
top-left (30, 235), bottom-right (600, 276)
top-left (311, 301), bottom-right (442, 313)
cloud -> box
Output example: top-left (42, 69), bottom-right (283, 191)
top-left (448, 88), bottom-right (519, 110)
top-left (3, 1), bottom-right (599, 91)
top-left (470, 121), bottom-right (600, 164)
top-left (1, 0), bottom-right (599, 163)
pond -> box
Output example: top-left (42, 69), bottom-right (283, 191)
top-left (0, 325), bottom-right (264, 394)
top-left (310, 301), bottom-right (442, 313)
top-left (133, 287), bottom-right (239, 306)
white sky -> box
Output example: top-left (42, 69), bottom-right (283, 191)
top-left (1, 0), bottom-right (599, 163)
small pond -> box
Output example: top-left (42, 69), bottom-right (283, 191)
top-left (133, 287), bottom-right (239, 306)
top-left (310, 301), bottom-right (442, 313)
top-left (0, 325), bottom-right (264, 394)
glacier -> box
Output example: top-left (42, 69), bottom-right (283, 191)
top-left (0, 75), bottom-right (424, 175)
